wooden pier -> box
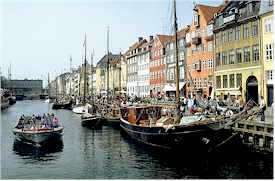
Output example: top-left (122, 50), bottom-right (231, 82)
top-left (233, 116), bottom-right (273, 153)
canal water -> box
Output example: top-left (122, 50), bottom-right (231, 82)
top-left (1, 100), bottom-right (273, 179)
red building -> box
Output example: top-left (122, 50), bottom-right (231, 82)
top-left (150, 35), bottom-right (172, 94)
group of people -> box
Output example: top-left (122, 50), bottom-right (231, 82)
top-left (16, 113), bottom-right (60, 130)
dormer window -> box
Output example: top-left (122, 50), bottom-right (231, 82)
top-left (194, 11), bottom-right (199, 27)
top-left (269, 0), bottom-right (273, 6)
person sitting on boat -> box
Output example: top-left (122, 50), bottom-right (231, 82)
top-left (52, 116), bottom-right (59, 128)
top-left (15, 116), bottom-right (24, 129)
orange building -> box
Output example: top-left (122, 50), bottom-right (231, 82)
top-left (185, 4), bottom-right (223, 97)
top-left (150, 35), bottom-right (172, 94)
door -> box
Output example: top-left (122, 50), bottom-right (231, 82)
top-left (267, 84), bottom-right (274, 106)
top-left (246, 76), bottom-right (258, 104)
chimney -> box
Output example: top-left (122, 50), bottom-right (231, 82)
top-left (149, 36), bottom-right (154, 41)
top-left (138, 37), bottom-right (143, 42)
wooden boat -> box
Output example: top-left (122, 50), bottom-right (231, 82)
top-left (52, 99), bottom-right (72, 110)
top-left (12, 115), bottom-right (63, 145)
top-left (103, 104), bottom-right (121, 126)
top-left (120, 105), bottom-right (232, 151)
top-left (81, 113), bottom-right (103, 127)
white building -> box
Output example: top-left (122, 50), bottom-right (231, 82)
top-left (137, 38), bottom-right (152, 97)
top-left (126, 37), bottom-right (147, 96)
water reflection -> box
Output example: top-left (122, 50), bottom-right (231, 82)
top-left (13, 139), bottom-right (64, 160)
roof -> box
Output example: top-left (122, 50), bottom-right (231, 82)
top-left (155, 34), bottom-right (173, 46)
top-left (125, 38), bottom-right (147, 56)
top-left (259, 0), bottom-right (273, 15)
top-left (177, 26), bottom-right (189, 38)
top-left (196, 4), bottom-right (224, 23)
top-left (96, 53), bottom-right (120, 68)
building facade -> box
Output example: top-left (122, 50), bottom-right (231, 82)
top-left (213, 1), bottom-right (261, 103)
top-left (126, 37), bottom-right (147, 96)
top-left (150, 35), bottom-right (171, 94)
top-left (259, 0), bottom-right (274, 106)
top-left (137, 37), bottom-right (153, 97)
top-left (1, 79), bottom-right (43, 98)
top-left (165, 28), bottom-right (188, 96)
top-left (185, 4), bottom-right (221, 97)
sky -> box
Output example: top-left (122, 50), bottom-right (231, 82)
top-left (1, 0), bottom-right (221, 87)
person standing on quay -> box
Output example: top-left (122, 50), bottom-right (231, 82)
top-left (259, 96), bottom-right (266, 122)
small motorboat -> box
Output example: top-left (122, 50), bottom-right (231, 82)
top-left (12, 114), bottom-right (63, 145)
top-left (72, 103), bottom-right (92, 114)
top-left (52, 99), bottom-right (72, 110)
top-left (81, 113), bottom-right (103, 127)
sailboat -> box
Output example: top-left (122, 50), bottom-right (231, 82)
top-left (120, 0), bottom-right (234, 151)
top-left (72, 35), bottom-right (92, 114)
top-left (52, 74), bottom-right (72, 110)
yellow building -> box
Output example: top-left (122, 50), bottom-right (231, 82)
top-left (213, 1), bottom-right (262, 103)
top-left (259, 0), bottom-right (274, 106)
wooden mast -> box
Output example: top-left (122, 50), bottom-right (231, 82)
top-left (48, 73), bottom-right (50, 98)
top-left (173, 0), bottom-right (180, 120)
top-left (69, 55), bottom-right (72, 96)
top-left (91, 49), bottom-right (94, 98)
top-left (83, 34), bottom-right (87, 103)
top-left (107, 26), bottom-right (110, 104)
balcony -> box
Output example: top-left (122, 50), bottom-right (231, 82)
top-left (192, 37), bottom-right (201, 45)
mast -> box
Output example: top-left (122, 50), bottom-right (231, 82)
top-left (107, 26), bottom-right (110, 103)
top-left (69, 55), bottom-right (72, 96)
top-left (91, 49), bottom-right (94, 98)
top-left (173, 0), bottom-right (180, 120)
top-left (83, 34), bottom-right (87, 102)
top-left (48, 73), bottom-right (50, 98)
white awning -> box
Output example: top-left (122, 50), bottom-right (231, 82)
top-left (164, 82), bottom-right (186, 92)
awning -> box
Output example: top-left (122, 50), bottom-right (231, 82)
top-left (164, 82), bottom-right (186, 92)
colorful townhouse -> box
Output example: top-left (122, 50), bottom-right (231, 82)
top-left (150, 35), bottom-right (172, 95)
top-left (185, 4), bottom-right (221, 97)
top-left (259, 0), bottom-right (274, 106)
top-left (213, 1), bottom-right (261, 103)
top-left (137, 36), bottom-right (153, 97)
top-left (165, 27), bottom-right (189, 97)
top-left (125, 37), bottom-right (147, 96)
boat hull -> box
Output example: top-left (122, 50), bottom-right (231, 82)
top-left (81, 116), bottom-right (103, 128)
top-left (12, 127), bottom-right (63, 145)
top-left (72, 104), bottom-right (91, 114)
top-left (120, 118), bottom-right (231, 151)
top-left (52, 101), bottom-right (72, 110)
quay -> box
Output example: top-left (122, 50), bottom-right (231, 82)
top-left (233, 107), bottom-right (273, 153)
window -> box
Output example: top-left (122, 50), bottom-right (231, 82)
top-left (253, 44), bottom-right (259, 62)
top-left (179, 39), bottom-right (184, 47)
top-left (244, 47), bottom-right (250, 62)
top-left (236, 49), bottom-right (242, 63)
top-left (228, 28), bottom-right (234, 42)
top-left (229, 50), bottom-right (235, 64)
top-left (180, 66), bottom-right (184, 79)
top-left (208, 59), bottom-right (213, 68)
top-left (208, 41), bottom-right (213, 51)
top-left (265, 44), bottom-right (273, 61)
top-left (223, 75), bottom-right (228, 88)
top-left (267, 70), bottom-right (273, 81)
top-left (229, 74), bottom-right (235, 88)
top-left (168, 67), bottom-right (175, 80)
top-left (216, 76), bottom-right (221, 88)
top-left (251, 21), bottom-right (258, 36)
top-left (216, 53), bottom-right (221, 67)
top-left (222, 52), bottom-right (228, 65)
top-left (179, 51), bottom-right (185, 60)
top-left (265, 17), bottom-right (273, 33)
top-left (222, 31), bottom-right (227, 43)
top-left (236, 73), bottom-right (242, 88)
top-left (235, 26), bottom-right (241, 40)
top-left (243, 23), bottom-right (250, 38)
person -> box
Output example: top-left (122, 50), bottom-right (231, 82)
top-left (259, 96), bottom-right (266, 122)
top-left (16, 116), bottom-right (24, 129)
top-left (187, 96), bottom-right (194, 114)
